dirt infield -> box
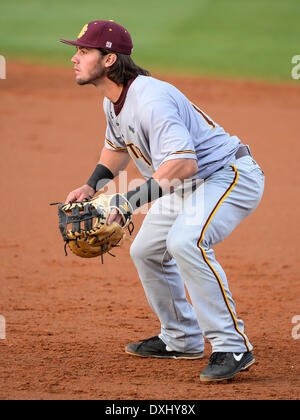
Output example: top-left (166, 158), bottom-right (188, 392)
top-left (0, 62), bottom-right (299, 400)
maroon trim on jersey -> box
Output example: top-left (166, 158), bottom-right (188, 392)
top-left (192, 104), bottom-right (216, 129)
top-left (113, 76), bottom-right (137, 116)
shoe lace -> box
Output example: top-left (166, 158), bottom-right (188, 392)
top-left (136, 335), bottom-right (160, 350)
top-left (139, 335), bottom-right (159, 343)
top-left (209, 352), bottom-right (227, 365)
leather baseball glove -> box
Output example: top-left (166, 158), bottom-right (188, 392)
top-left (54, 194), bottom-right (134, 262)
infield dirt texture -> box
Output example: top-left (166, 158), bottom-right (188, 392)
top-left (0, 0), bottom-right (299, 400)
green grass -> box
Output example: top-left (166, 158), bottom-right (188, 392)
top-left (0, 0), bottom-right (299, 82)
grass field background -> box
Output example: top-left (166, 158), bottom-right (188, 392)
top-left (0, 0), bottom-right (299, 82)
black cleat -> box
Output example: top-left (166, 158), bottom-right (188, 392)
top-left (200, 351), bottom-right (255, 382)
top-left (125, 335), bottom-right (204, 359)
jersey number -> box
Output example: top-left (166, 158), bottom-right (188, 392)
top-left (126, 142), bottom-right (152, 167)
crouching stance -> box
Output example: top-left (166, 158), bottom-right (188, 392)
top-left (61, 20), bottom-right (264, 382)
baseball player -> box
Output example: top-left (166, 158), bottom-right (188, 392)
top-left (60, 20), bottom-right (265, 382)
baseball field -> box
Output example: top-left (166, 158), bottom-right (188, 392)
top-left (0, 0), bottom-right (299, 401)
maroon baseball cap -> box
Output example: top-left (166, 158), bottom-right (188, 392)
top-left (59, 20), bottom-right (133, 55)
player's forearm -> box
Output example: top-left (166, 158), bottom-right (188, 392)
top-left (98, 146), bottom-right (130, 176)
top-left (152, 158), bottom-right (198, 192)
top-left (86, 147), bottom-right (130, 191)
top-left (117, 158), bottom-right (198, 214)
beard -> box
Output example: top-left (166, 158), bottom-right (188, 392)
top-left (76, 61), bottom-right (106, 86)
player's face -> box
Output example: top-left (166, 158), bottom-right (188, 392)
top-left (71, 47), bottom-right (105, 85)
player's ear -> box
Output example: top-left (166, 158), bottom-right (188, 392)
top-left (103, 53), bottom-right (117, 68)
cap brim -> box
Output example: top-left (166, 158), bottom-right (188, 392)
top-left (59, 39), bottom-right (97, 48)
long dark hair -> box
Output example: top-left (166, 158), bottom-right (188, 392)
top-left (99, 48), bottom-right (151, 85)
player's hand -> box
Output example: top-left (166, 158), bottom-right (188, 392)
top-left (65, 184), bottom-right (95, 203)
top-left (107, 208), bottom-right (124, 226)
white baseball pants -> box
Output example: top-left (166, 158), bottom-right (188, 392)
top-left (130, 155), bottom-right (265, 353)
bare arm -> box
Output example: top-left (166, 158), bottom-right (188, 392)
top-left (152, 158), bottom-right (198, 192)
top-left (65, 147), bottom-right (130, 203)
top-left (107, 158), bottom-right (198, 225)
top-left (98, 147), bottom-right (131, 176)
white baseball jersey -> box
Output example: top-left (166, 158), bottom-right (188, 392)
top-left (103, 75), bottom-right (241, 180)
